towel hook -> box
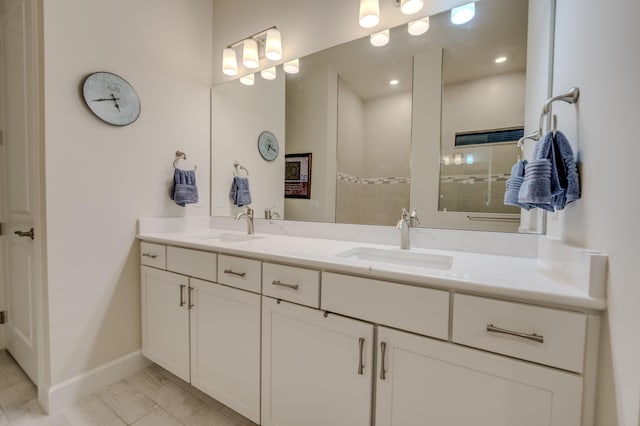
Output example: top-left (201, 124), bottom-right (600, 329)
top-left (233, 161), bottom-right (249, 177)
top-left (173, 150), bottom-right (196, 170)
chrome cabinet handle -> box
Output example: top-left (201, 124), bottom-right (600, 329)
top-left (358, 338), bottom-right (365, 375)
top-left (14, 228), bottom-right (34, 240)
top-left (486, 324), bottom-right (544, 344)
top-left (142, 253), bottom-right (158, 259)
top-left (179, 284), bottom-right (186, 307)
top-left (188, 286), bottom-right (194, 309)
top-left (379, 342), bottom-right (387, 380)
top-left (272, 280), bottom-right (299, 290)
top-left (224, 269), bottom-right (246, 278)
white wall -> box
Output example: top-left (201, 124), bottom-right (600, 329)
top-left (211, 74), bottom-right (285, 219)
top-left (550, 0), bottom-right (640, 424)
top-left (42, 0), bottom-right (212, 386)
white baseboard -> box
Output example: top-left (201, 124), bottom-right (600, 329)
top-left (39, 350), bottom-right (151, 415)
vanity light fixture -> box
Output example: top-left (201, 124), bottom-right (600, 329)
top-left (494, 55), bottom-right (507, 64)
top-left (283, 58), bottom-right (300, 74)
top-left (359, 0), bottom-right (380, 28)
top-left (239, 73), bottom-right (255, 86)
top-left (222, 48), bottom-right (238, 76)
top-left (265, 28), bottom-right (282, 61)
top-left (261, 66), bottom-right (277, 80)
top-left (222, 26), bottom-right (283, 78)
top-left (400, 0), bottom-right (423, 15)
top-left (243, 39), bottom-right (259, 69)
top-left (451, 2), bottom-right (475, 25)
top-left (370, 29), bottom-right (390, 47)
top-left (408, 16), bottom-right (429, 36)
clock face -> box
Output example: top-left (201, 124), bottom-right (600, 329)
top-left (82, 72), bottom-right (141, 126)
top-left (258, 131), bottom-right (279, 161)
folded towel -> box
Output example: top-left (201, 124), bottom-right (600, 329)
top-left (504, 160), bottom-right (532, 210)
top-left (171, 168), bottom-right (198, 207)
top-left (551, 131), bottom-right (580, 210)
top-left (229, 176), bottom-right (252, 207)
top-left (518, 159), bottom-right (555, 212)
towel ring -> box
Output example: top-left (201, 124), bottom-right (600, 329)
top-left (516, 130), bottom-right (541, 159)
top-left (538, 87), bottom-right (580, 136)
top-left (174, 150), bottom-right (196, 170)
top-left (233, 161), bottom-right (249, 177)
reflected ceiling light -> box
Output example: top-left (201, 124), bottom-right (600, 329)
top-left (239, 73), bottom-right (255, 86)
top-left (242, 39), bottom-right (259, 69)
top-left (370, 29), bottom-right (390, 47)
top-left (408, 17), bottom-right (430, 36)
top-left (222, 48), bottom-right (238, 76)
top-left (265, 28), bottom-right (282, 61)
top-left (451, 2), bottom-right (475, 25)
top-left (454, 154), bottom-right (463, 165)
top-left (466, 154), bottom-right (474, 165)
top-left (261, 66), bottom-right (277, 80)
top-left (283, 58), bottom-right (300, 74)
top-left (389, 79), bottom-right (399, 85)
top-left (400, 0), bottom-right (423, 15)
top-left (442, 155), bottom-right (451, 165)
top-left (359, 0), bottom-right (380, 28)
top-left (494, 55), bottom-right (507, 63)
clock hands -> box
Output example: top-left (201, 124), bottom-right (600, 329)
top-left (91, 93), bottom-right (120, 112)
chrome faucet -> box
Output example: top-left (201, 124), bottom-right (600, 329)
top-left (409, 208), bottom-right (420, 227)
top-left (264, 205), bottom-right (281, 220)
top-left (235, 206), bottom-right (254, 235)
top-left (396, 208), bottom-right (411, 249)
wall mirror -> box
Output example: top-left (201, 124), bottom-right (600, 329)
top-left (211, 0), bottom-right (551, 233)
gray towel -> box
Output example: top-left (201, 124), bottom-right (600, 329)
top-left (504, 160), bottom-right (532, 210)
top-left (171, 168), bottom-right (198, 207)
top-left (229, 176), bottom-right (252, 207)
top-left (551, 131), bottom-right (580, 209)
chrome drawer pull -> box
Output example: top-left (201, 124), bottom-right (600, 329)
top-left (357, 338), bottom-right (365, 375)
top-left (379, 342), bottom-right (387, 380)
top-left (179, 284), bottom-right (186, 307)
top-left (223, 269), bottom-right (246, 278)
top-left (272, 280), bottom-right (299, 290)
top-left (486, 324), bottom-right (544, 344)
top-left (142, 253), bottom-right (158, 259)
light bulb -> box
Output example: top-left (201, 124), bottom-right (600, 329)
top-left (265, 28), bottom-right (282, 61)
top-left (370, 29), bottom-right (389, 47)
top-left (239, 73), bottom-right (255, 86)
top-left (222, 48), bottom-right (238, 76)
top-left (451, 2), bottom-right (475, 25)
top-left (401, 0), bottom-right (423, 15)
top-left (359, 0), bottom-right (380, 28)
top-left (243, 38), bottom-right (259, 69)
top-left (408, 17), bottom-right (429, 36)
top-left (261, 66), bottom-right (277, 80)
top-left (283, 58), bottom-right (299, 74)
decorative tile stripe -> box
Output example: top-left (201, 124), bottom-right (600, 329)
top-left (440, 173), bottom-right (511, 184)
top-left (337, 172), bottom-right (410, 185)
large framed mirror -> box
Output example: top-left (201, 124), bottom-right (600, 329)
top-left (211, 0), bottom-right (553, 233)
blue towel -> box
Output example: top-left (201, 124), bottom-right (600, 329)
top-left (504, 160), bottom-right (532, 210)
top-left (170, 168), bottom-right (198, 207)
top-left (551, 131), bottom-right (580, 209)
top-left (229, 176), bottom-right (252, 207)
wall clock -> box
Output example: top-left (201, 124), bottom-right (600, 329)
top-left (258, 130), bottom-right (279, 161)
top-left (82, 72), bottom-right (141, 126)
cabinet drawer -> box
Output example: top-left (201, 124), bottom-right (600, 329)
top-left (218, 254), bottom-right (261, 293)
top-left (140, 242), bottom-right (166, 269)
top-left (452, 294), bottom-right (586, 373)
top-left (166, 246), bottom-right (217, 282)
top-left (262, 263), bottom-right (320, 308)
top-left (322, 272), bottom-right (450, 340)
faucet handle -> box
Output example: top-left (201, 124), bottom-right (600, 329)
top-left (246, 206), bottom-right (254, 218)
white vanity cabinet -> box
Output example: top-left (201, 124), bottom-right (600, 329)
top-left (375, 326), bottom-right (583, 426)
top-left (261, 296), bottom-right (374, 426)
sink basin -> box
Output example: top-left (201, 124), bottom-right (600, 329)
top-left (335, 247), bottom-right (453, 270)
top-left (196, 233), bottom-right (264, 243)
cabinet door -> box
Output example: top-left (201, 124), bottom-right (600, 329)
top-left (190, 279), bottom-right (261, 424)
top-left (141, 266), bottom-right (190, 382)
top-left (262, 297), bottom-right (374, 426)
top-left (375, 326), bottom-right (583, 426)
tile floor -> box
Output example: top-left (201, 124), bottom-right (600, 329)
top-left (0, 350), bottom-right (258, 426)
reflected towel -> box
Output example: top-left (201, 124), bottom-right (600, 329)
top-left (171, 168), bottom-right (198, 207)
top-left (229, 176), bottom-right (252, 207)
top-left (504, 160), bottom-right (531, 210)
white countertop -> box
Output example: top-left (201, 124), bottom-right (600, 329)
top-left (137, 227), bottom-right (606, 311)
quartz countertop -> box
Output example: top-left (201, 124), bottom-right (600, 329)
top-left (137, 228), bottom-right (606, 311)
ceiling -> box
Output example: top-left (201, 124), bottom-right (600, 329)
top-left (290, 0), bottom-right (528, 101)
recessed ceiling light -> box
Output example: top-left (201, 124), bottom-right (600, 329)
top-left (389, 79), bottom-right (399, 86)
top-left (495, 56), bottom-right (507, 64)
top-left (451, 2), bottom-right (475, 25)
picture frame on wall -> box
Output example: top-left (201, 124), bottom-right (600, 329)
top-left (285, 153), bottom-right (312, 199)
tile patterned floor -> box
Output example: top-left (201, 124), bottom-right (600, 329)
top-left (0, 351), bottom-right (258, 426)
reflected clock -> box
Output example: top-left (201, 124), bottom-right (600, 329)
top-left (258, 130), bottom-right (279, 161)
top-left (82, 72), bottom-right (141, 126)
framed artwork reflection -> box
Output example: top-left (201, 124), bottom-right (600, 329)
top-left (284, 153), bottom-right (312, 199)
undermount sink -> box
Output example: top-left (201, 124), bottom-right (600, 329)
top-left (335, 247), bottom-right (453, 270)
top-left (196, 233), bottom-right (264, 243)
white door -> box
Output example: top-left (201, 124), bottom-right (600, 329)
top-left (261, 297), bottom-right (374, 426)
top-left (140, 266), bottom-right (190, 382)
top-left (190, 279), bottom-right (261, 424)
top-left (375, 326), bottom-right (583, 426)
top-left (0, 0), bottom-right (41, 384)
